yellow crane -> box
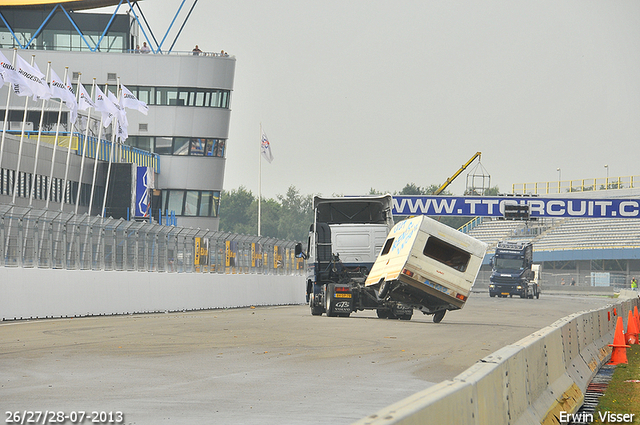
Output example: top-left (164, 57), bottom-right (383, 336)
top-left (434, 152), bottom-right (482, 195)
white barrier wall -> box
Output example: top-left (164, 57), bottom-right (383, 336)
top-left (354, 294), bottom-right (640, 425)
top-left (0, 267), bottom-right (306, 320)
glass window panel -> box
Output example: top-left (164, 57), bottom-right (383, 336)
top-left (213, 139), bottom-right (225, 157)
top-left (130, 136), bottom-right (152, 152)
top-left (137, 87), bottom-right (154, 105)
top-left (166, 190), bottom-right (184, 215)
top-left (173, 138), bottom-right (189, 155)
top-left (212, 191), bottom-right (220, 217)
top-left (184, 191), bottom-right (199, 216)
top-left (157, 87), bottom-right (178, 105)
top-left (178, 90), bottom-right (189, 106)
top-left (205, 139), bottom-right (214, 156)
top-left (199, 192), bottom-right (212, 216)
top-left (155, 137), bottom-right (173, 155)
top-left (195, 91), bottom-right (205, 107)
top-left (211, 91), bottom-right (220, 108)
top-left (190, 138), bottom-right (205, 156)
top-left (221, 91), bottom-right (229, 108)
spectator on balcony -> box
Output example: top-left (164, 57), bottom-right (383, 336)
top-left (192, 45), bottom-right (202, 56)
top-left (140, 42), bottom-right (151, 53)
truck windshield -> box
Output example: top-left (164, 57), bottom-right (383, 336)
top-left (494, 256), bottom-right (524, 271)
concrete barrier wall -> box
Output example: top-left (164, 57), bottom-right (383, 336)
top-left (0, 267), bottom-right (306, 320)
top-left (354, 294), bottom-right (640, 425)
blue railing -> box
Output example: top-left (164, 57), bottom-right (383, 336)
top-left (6, 130), bottom-right (160, 173)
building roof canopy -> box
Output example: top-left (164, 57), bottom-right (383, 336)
top-left (0, 0), bottom-right (131, 11)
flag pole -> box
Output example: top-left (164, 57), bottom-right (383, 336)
top-left (12, 54), bottom-right (37, 204)
top-left (75, 78), bottom-right (95, 214)
top-left (60, 68), bottom-right (80, 211)
top-left (88, 82), bottom-right (108, 216)
top-left (45, 66), bottom-right (68, 209)
top-left (28, 61), bottom-right (51, 206)
top-left (101, 78), bottom-right (120, 217)
top-left (258, 123), bottom-right (262, 236)
top-left (0, 48), bottom-right (18, 172)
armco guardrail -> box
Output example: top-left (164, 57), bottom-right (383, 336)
top-left (354, 293), bottom-right (640, 425)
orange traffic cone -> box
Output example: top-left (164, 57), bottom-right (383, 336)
top-left (626, 311), bottom-right (639, 345)
top-left (609, 316), bottom-right (630, 365)
top-left (634, 306), bottom-right (640, 337)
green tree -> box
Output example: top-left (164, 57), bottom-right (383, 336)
top-left (277, 186), bottom-right (314, 241)
top-left (218, 186), bottom-right (256, 234)
top-left (248, 197), bottom-right (281, 237)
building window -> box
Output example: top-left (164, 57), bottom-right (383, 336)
top-left (128, 136), bottom-right (226, 157)
top-left (165, 190), bottom-right (184, 215)
top-left (154, 137), bottom-right (173, 155)
top-left (184, 191), bottom-right (199, 216)
top-left (126, 86), bottom-right (230, 108)
top-left (161, 190), bottom-right (220, 217)
top-left (173, 138), bottom-right (190, 155)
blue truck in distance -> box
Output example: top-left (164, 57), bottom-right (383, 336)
top-left (489, 241), bottom-right (540, 299)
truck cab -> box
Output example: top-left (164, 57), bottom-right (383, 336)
top-left (489, 241), bottom-right (540, 299)
top-left (300, 195), bottom-right (395, 316)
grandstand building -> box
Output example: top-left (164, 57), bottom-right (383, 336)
top-left (466, 188), bottom-right (640, 289)
top-left (0, 1), bottom-right (234, 230)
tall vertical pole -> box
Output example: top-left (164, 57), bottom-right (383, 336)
top-left (258, 123), bottom-right (262, 236)
top-left (88, 83), bottom-right (108, 216)
top-left (75, 78), bottom-right (95, 214)
top-left (45, 67), bottom-right (69, 209)
top-left (101, 80), bottom-right (119, 217)
top-left (0, 49), bottom-right (18, 172)
top-left (12, 55), bottom-right (37, 204)
top-left (60, 68), bottom-right (80, 211)
top-left (29, 62), bottom-right (51, 206)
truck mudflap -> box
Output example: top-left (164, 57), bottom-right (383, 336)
top-left (324, 283), bottom-right (352, 317)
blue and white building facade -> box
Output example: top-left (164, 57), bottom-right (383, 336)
top-left (0, 3), bottom-right (235, 230)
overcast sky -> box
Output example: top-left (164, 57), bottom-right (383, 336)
top-left (118, 1), bottom-right (640, 199)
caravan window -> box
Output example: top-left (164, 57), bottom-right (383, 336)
top-left (380, 238), bottom-right (394, 256)
top-left (423, 237), bottom-right (470, 272)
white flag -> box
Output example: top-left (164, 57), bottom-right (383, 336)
top-left (261, 128), bottom-right (274, 163)
top-left (121, 84), bottom-right (148, 115)
top-left (94, 85), bottom-right (119, 127)
top-left (14, 54), bottom-right (50, 100)
top-left (108, 90), bottom-right (128, 142)
top-left (64, 74), bottom-right (78, 123)
top-left (77, 83), bottom-right (96, 111)
top-left (0, 51), bottom-right (23, 87)
top-left (49, 68), bottom-right (77, 122)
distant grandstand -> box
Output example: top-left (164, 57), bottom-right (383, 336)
top-left (463, 188), bottom-right (640, 289)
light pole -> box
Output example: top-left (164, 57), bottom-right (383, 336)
top-left (557, 168), bottom-right (561, 193)
top-left (604, 164), bottom-right (609, 189)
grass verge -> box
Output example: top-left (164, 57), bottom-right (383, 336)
top-left (593, 344), bottom-right (640, 424)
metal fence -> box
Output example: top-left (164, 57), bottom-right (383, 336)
top-left (0, 204), bottom-right (303, 275)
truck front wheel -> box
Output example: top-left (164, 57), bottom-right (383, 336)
top-left (310, 296), bottom-right (323, 316)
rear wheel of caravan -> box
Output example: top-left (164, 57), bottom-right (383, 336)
top-left (376, 308), bottom-right (390, 319)
top-left (433, 310), bottom-right (446, 323)
top-left (325, 284), bottom-right (337, 317)
top-left (399, 311), bottom-right (413, 321)
top-left (378, 280), bottom-right (390, 299)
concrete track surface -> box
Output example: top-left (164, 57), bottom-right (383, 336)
top-left (1, 294), bottom-right (615, 425)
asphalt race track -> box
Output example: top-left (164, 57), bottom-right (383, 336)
top-left (1, 294), bottom-right (615, 425)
